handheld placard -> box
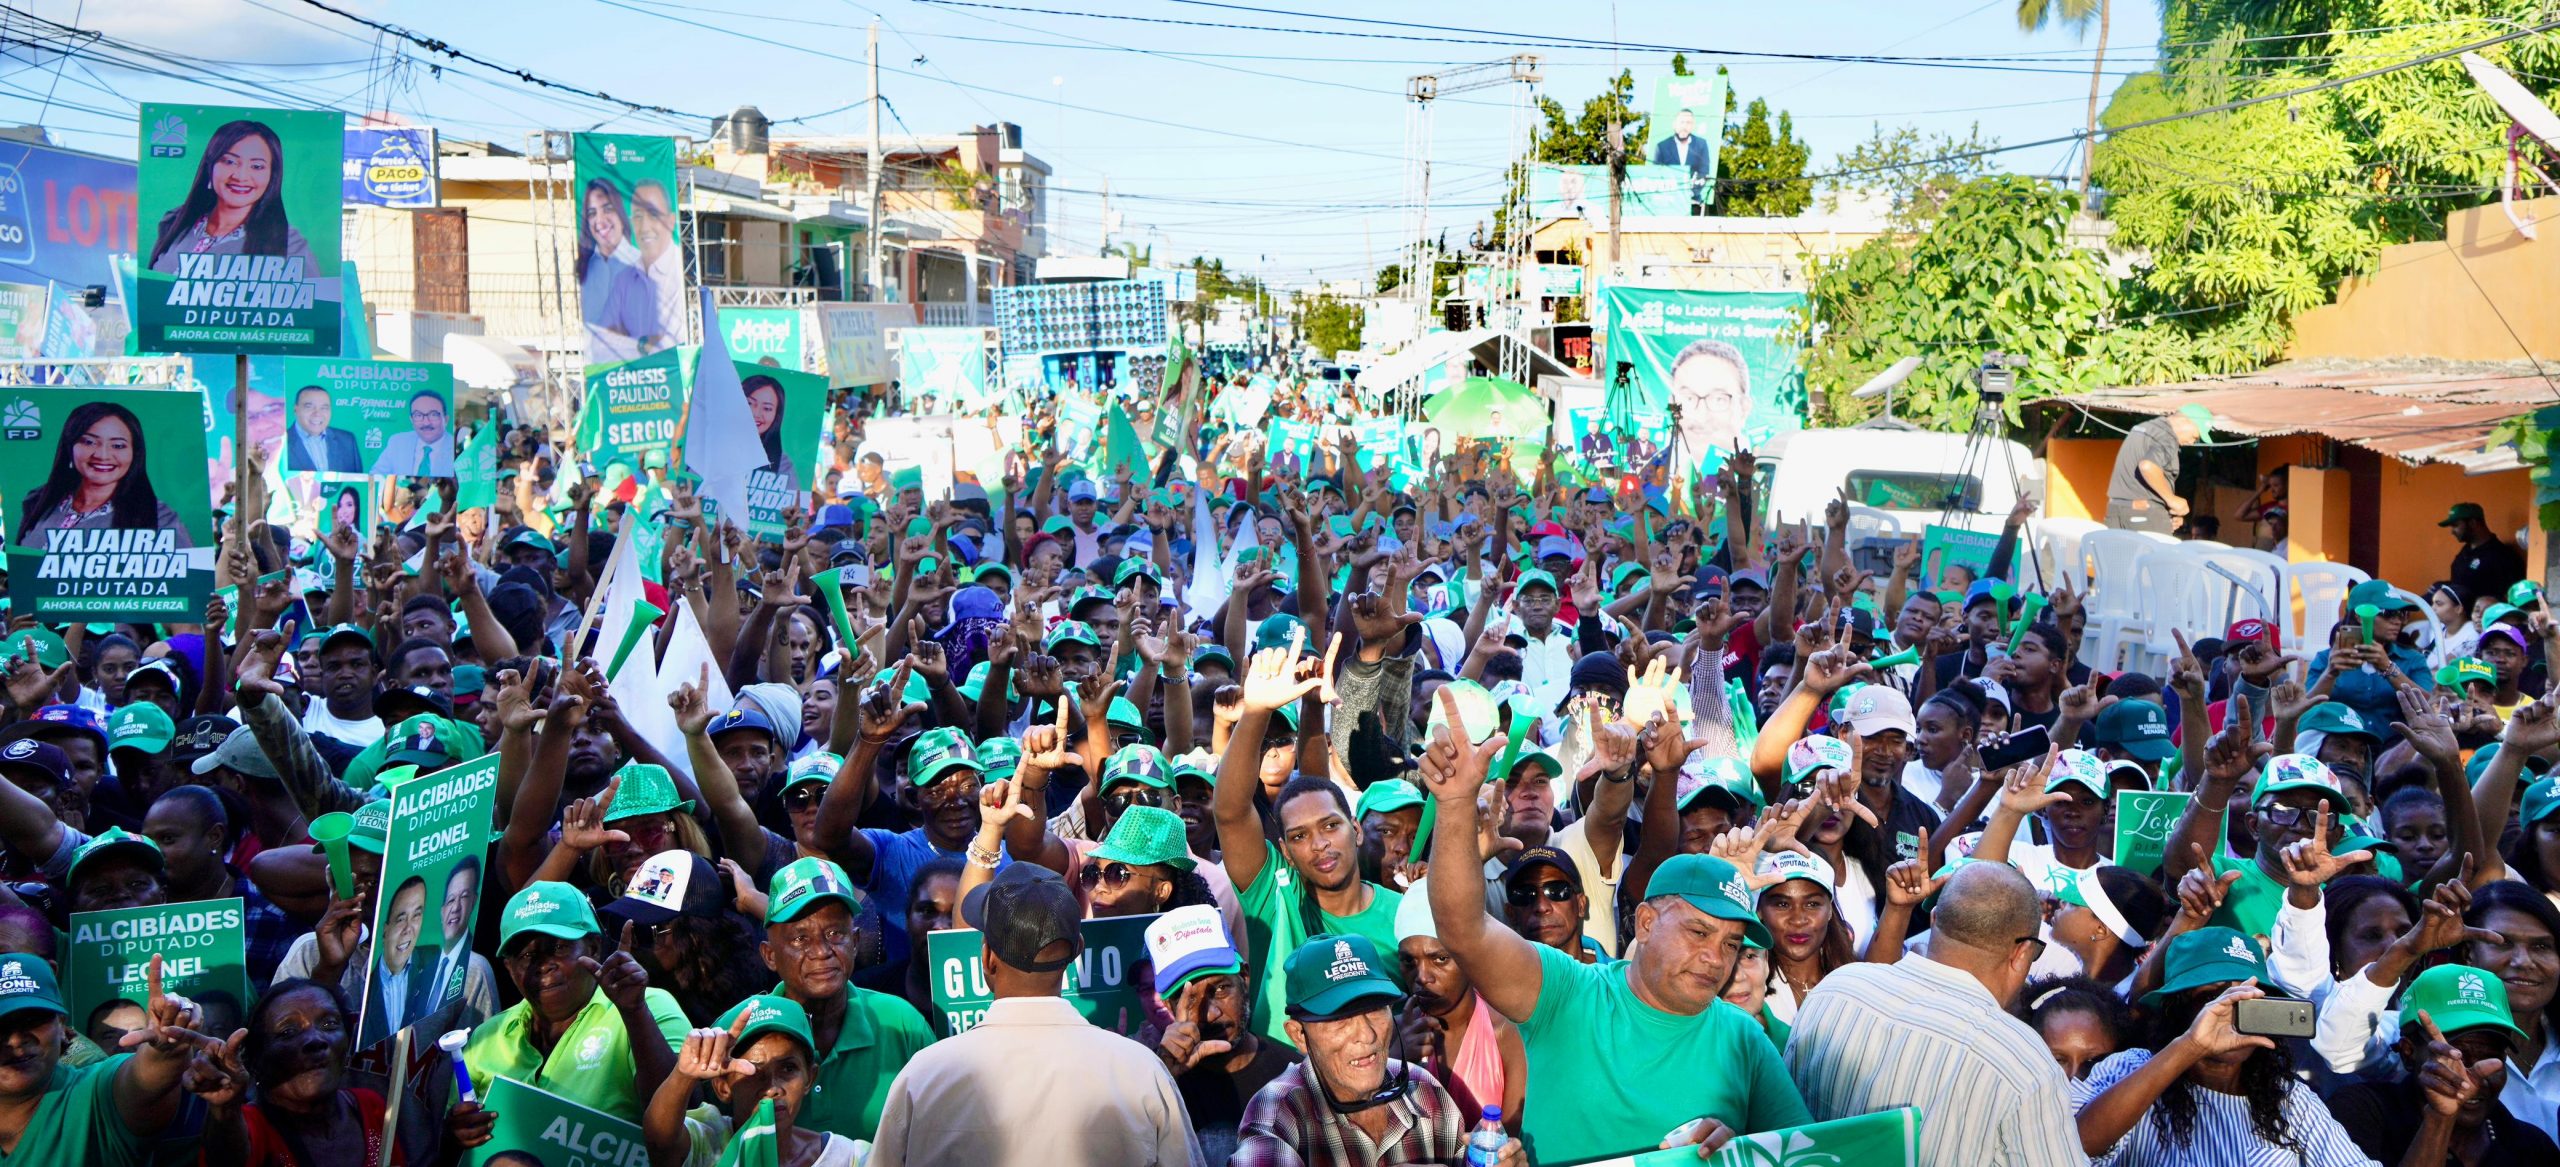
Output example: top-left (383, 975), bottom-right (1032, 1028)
top-left (808, 566), bottom-right (861, 657)
top-left (606, 599), bottom-right (666, 681)
top-left (306, 811), bottom-right (355, 901)
top-left (2355, 603), bottom-right (2379, 643)
top-left (2009, 593), bottom-right (2050, 654)
top-left (438, 1029), bottom-right (475, 1105)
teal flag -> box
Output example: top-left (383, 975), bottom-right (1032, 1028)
top-left (456, 422), bottom-right (497, 511)
top-left (927, 914), bottom-right (1157, 1036)
top-left (470, 1076), bottom-right (645, 1167)
top-left (714, 1097), bottom-right (780, 1167)
top-left (1103, 402), bottom-right (1149, 483)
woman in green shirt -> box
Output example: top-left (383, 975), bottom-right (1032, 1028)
top-left (0, 953), bottom-right (200, 1166)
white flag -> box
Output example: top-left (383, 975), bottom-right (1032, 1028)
top-left (683, 289), bottom-right (769, 530)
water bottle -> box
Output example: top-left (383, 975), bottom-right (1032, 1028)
top-left (1465, 1106), bottom-right (1506, 1166)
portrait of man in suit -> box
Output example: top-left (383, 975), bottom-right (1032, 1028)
top-left (369, 389), bottom-right (456, 478)
top-left (286, 384), bottom-right (364, 473)
top-left (363, 874), bottom-right (436, 1045)
top-left (422, 857), bottom-right (480, 1011)
top-left (1651, 107), bottom-right (1713, 207)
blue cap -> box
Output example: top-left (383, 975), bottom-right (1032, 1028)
top-left (1964, 578), bottom-right (2010, 611)
top-left (1534, 534), bottom-right (1579, 563)
top-left (816, 503), bottom-right (855, 530)
top-left (708, 705), bottom-right (780, 741)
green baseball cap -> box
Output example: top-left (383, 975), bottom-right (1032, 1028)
top-left (499, 881), bottom-right (601, 948)
top-left (1679, 756), bottom-right (1766, 812)
top-left (1281, 933), bottom-right (1403, 1021)
top-left (1113, 559), bottom-right (1162, 587)
top-left (2044, 749), bottom-right (2111, 799)
top-left (717, 993), bottom-right (817, 1057)
top-left (0, 627), bottom-right (68, 671)
top-left (783, 752), bottom-right (843, 792)
top-left (1106, 696), bottom-right (1147, 731)
top-left (2140, 927), bottom-right (2268, 1009)
top-left (1042, 620), bottom-right (1102, 653)
top-left (68, 826), bottom-right (163, 884)
top-left (908, 727), bottom-right (984, 785)
top-left (2435, 657), bottom-right (2497, 690)
top-left (767, 856), bottom-right (863, 924)
top-left (348, 799), bottom-right (392, 853)
top-left (1089, 805), bottom-right (1195, 873)
top-left (2092, 700), bottom-right (2174, 762)
top-left (2520, 776), bottom-right (2560, 826)
top-left (1353, 778), bottom-right (1425, 819)
top-left (976, 737), bottom-right (1024, 780)
top-left (2400, 963), bottom-right (2528, 1046)
top-left (2298, 702), bottom-right (2379, 743)
top-left (107, 704), bottom-right (176, 755)
top-left (604, 762), bottom-right (695, 820)
top-left (0, 954), bottom-right (65, 1020)
top-left (2175, 404), bottom-right (2216, 440)
top-left (1100, 743), bottom-right (1172, 790)
top-left (1252, 613), bottom-right (1308, 655)
top-left (2257, 753), bottom-right (2349, 809)
top-left (2481, 602), bottom-right (2526, 630)
top-left (870, 666), bottom-right (932, 707)
top-left (2347, 579), bottom-right (2421, 615)
top-left (956, 661), bottom-right (1014, 705)
top-left (1514, 569), bottom-right (1560, 596)
top-left (972, 562), bottom-right (1014, 586)
top-left (1643, 854), bottom-right (1774, 949)
top-left (2438, 502), bottom-right (2487, 527)
top-left (1067, 586), bottom-right (1118, 616)
top-left (1507, 749), bottom-right (1562, 783)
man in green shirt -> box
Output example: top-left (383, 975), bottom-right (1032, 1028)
top-left (760, 856), bottom-right (935, 1141)
top-left (448, 881), bottom-right (689, 1143)
top-left (2165, 749), bottom-right (2356, 941)
top-left (1418, 717), bottom-right (1812, 1164)
top-left (1213, 638), bottom-right (1403, 1047)
top-left (0, 952), bottom-right (198, 1166)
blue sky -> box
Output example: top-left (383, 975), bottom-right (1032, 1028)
top-left (5, 0), bottom-right (2164, 288)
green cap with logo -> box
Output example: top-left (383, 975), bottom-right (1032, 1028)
top-left (2044, 749), bottom-right (2111, 798)
top-left (0, 627), bottom-right (68, 671)
top-left (2400, 963), bottom-right (2527, 1046)
top-left (1282, 933), bottom-right (1403, 1021)
top-left (1251, 613), bottom-right (1307, 655)
top-left (2257, 753), bottom-right (2349, 809)
top-left (1643, 853), bottom-right (1774, 949)
top-left (347, 799), bottom-right (392, 853)
top-left (2347, 579), bottom-right (2420, 615)
top-left (1114, 559), bottom-right (1163, 587)
top-left (499, 880), bottom-right (601, 948)
top-left (1100, 743), bottom-right (1173, 790)
top-left (716, 993), bottom-right (817, 1057)
top-left (1353, 778), bottom-right (1425, 819)
top-left (69, 826), bottom-right (163, 884)
top-left (783, 752), bottom-right (842, 792)
top-left (1514, 569), bottom-right (1560, 596)
top-left (1089, 805), bottom-right (1195, 873)
top-left (1042, 620), bottom-right (1102, 653)
top-left (1679, 756), bottom-right (1766, 812)
top-left (604, 761), bottom-right (694, 820)
top-left (2140, 927), bottom-right (2267, 1009)
top-left (2299, 702), bottom-right (2379, 743)
top-left (767, 856), bottom-right (863, 924)
top-left (2092, 700), bottom-right (2174, 762)
top-left (107, 704), bottom-right (176, 755)
top-left (2436, 657), bottom-right (2499, 690)
top-left (908, 727), bottom-right (984, 785)
top-left (1784, 735), bottom-right (1855, 786)
top-left (0, 954), bottom-right (65, 1020)
top-left (976, 736), bottom-right (1024, 780)
top-left (1106, 696), bottom-right (1147, 732)
top-left (2520, 776), bottom-right (2560, 827)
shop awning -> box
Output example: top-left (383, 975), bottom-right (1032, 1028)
top-left (686, 192), bottom-right (798, 223)
top-left (2031, 361), bottom-right (2556, 474)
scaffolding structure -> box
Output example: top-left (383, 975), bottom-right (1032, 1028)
top-left (1399, 56), bottom-right (1540, 383)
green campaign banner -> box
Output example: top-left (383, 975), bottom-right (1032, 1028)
top-left (1600, 286), bottom-right (1804, 477)
top-left (1580, 1107), bottom-right (1918, 1167)
top-left (288, 472), bottom-right (373, 545)
top-left (576, 346), bottom-right (691, 473)
top-left (471, 1075), bottom-right (649, 1167)
top-left (895, 327), bottom-right (995, 413)
top-left (928, 913), bottom-right (1156, 1037)
top-left (1565, 405), bottom-right (1670, 473)
top-left (723, 307), bottom-right (803, 370)
top-left (275, 357), bottom-right (456, 478)
top-left (1526, 163), bottom-right (1694, 220)
top-left (1643, 73), bottom-right (1727, 203)
top-left (2115, 789), bottom-right (2193, 879)
top-left (456, 421), bottom-right (499, 511)
top-left (573, 134), bottom-right (685, 368)
top-left (739, 362), bottom-right (827, 538)
top-left (65, 899), bottom-right (249, 1045)
top-left (0, 385), bottom-right (215, 620)
top-left (1920, 524), bottom-right (2001, 584)
top-left (361, 752), bottom-right (498, 1050)
top-left (135, 104), bottom-right (343, 355)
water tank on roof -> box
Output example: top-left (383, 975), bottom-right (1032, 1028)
top-left (716, 105), bottom-right (770, 154)
top-left (998, 121), bottom-right (1023, 149)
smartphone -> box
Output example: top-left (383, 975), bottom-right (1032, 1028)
top-left (2233, 996), bottom-right (2316, 1040)
top-left (1979, 724), bottom-right (2053, 772)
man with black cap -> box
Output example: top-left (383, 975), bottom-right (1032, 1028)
top-left (2442, 501), bottom-right (2526, 601)
top-left (300, 623), bottom-right (386, 747)
top-left (869, 862), bottom-right (1204, 1166)
top-left (1501, 846), bottom-right (1599, 964)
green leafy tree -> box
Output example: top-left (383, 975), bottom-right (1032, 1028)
top-left (1826, 122), bottom-right (2003, 226)
top-left (1295, 294), bottom-right (1366, 357)
top-left (1800, 176), bottom-right (2113, 430)
top-left (1533, 69), bottom-right (1642, 167)
top-left (2016, 0), bottom-right (2108, 205)
top-left (1713, 84), bottom-right (1811, 217)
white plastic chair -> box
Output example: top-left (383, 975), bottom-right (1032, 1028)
top-left (2182, 546), bottom-right (2287, 628)
top-left (2078, 529), bottom-right (2171, 670)
top-left (2125, 552), bottom-right (2216, 674)
top-left (2035, 517), bottom-right (2104, 596)
top-left (2284, 561), bottom-right (2369, 653)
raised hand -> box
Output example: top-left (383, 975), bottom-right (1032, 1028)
top-left (581, 921), bottom-right (651, 1011)
top-left (559, 775), bottom-right (629, 853)
top-left (1801, 646), bottom-right (1874, 696)
top-left (1021, 698), bottom-right (1084, 775)
top-left (1995, 750), bottom-right (2070, 820)
top-left (2390, 685), bottom-right (2462, 769)
top-left (117, 954), bottom-right (206, 1054)
top-left (2401, 863), bottom-right (2502, 955)
top-left (1414, 688), bottom-right (1505, 799)
top-left (2204, 694), bottom-right (2271, 782)
top-left (2173, 845), bottom-right (2243, 928)
top-left (1692, 596), bottom-right (1748, 647)
top-left (2504, 694), bottom-right (2560, 753)
top-left (2276, 811), bottom-right (2372, 889)
top-left (1883, 832), bottom-right (1948, 907)
top-left (1238, 628), bottom-right (1333, 714)
top-left (1155, 979), bottom-right (1235, 1074)
top-left (858, 660), bottom-right (927, 746)
top-left (977, 777), bottom-right (1036, 832)
top-left (181, 1028), bottom-right (252, 1115)
top-left (232, 632), bottom-right (289, 701)
top-left (1347, 590), bottom-right (1422, 644)
top-left (668, 663), bottom-right (715, 736)
top-left (2414, 1010), bottom-right (2495, 1118)
top-left (675, 1009), bottom-right (757, 1081)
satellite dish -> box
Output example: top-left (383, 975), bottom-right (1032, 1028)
top-left (1849, 356), bottom-right (1924, 400)
top-left (2460, 52), bottom-right (2560, 239)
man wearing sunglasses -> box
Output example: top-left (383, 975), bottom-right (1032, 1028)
top-left (2164, 751), bottom-right (2359, 940)
top-left (1501, 846), bottom-right (1599, 965)
top-left (757, 856), bottom-right (934, 1143)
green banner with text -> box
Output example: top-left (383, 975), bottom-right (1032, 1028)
top-left (0, 385), bottom-right (216, 620)
top-left (928, 913), bottom-right (1156, 1037)
top-left (1600, 286), bottom-right (1804, 477)
top-left (66, 899), bottom-right (249, 1045)
top-left (471, 1075), bottom-right (649, 1167)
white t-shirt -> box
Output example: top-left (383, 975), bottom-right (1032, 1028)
top-left (301, 703), bottom-right (385, 748)
top-left (1834, 857), bottom-right (1879, 953)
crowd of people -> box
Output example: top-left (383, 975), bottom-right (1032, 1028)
top-left (1, 368), bottom-right (2557, 1167)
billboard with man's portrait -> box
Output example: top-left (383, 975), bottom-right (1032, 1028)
top-left (571, 134), bottom-right (686, 367)
top-left (1600, 287), bottom-right (1804, 476)
top-left (274, 357), bottom-right (457, 478)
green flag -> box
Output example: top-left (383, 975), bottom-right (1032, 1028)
top-left (715, 1096), bottom-right (781, 1167)
top-left (455, 422), bottom-right (497, 511)
top-left (1601, 1108), bottom-right (1920, 1167)
top-left (1103, 402), bottom-right (1149, 483)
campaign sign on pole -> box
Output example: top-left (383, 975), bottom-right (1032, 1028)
top-left (571, 134), bottom-right (685, 367)
top-left (813, 302), bottom-right (915, 387)
top-left (291, 472), bottom-right (374, 545)
top-left (65, 899), bottom-right (249, 1044)
top-left (738, 363), bottom-right (827, 538)
top-left (0, 385), bottom-right (215, 620)
top-left (275, 357), bottom-right (457, 477)
top-left (928, 913), bottom-right (1157, 1036)
top-left (2113, 789), bottom-right (2222, 878)
top-left (722, 307), bottom-right (803, 370)
top-left (1920, 524), bottom-right (2001, 584)
top-left (1590, 1107), bottom-right (1919, 1167)
top-left (1599, 287), bottom-right (1805, 477)
top-left (133, 104), bottom-right (343, 355)
top-left (576, 346), bottom-right (691, 472)
top-left (343, 127), bottom-right (438, 209)
top-left (470, 1075), bottom-right (649, 1167)
top-left (358, 753), bottom-right (499, 1050)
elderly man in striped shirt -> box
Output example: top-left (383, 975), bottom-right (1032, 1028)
top-left (1783, 861), bottom-right (2087, 1167)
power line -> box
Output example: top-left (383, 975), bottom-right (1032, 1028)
top-left (290, 0), bottom-right (718, 121)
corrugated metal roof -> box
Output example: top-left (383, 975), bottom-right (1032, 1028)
top-left (2034, 361), bottom-right (2560, 473)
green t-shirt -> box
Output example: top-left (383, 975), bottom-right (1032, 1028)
top-left (462, 986), bottom-right (691, 1124)
top-left (2209, 853), bottom-right (2290, 943)
top-left (1515, 945), bottom-right (1812, 1164)
top-left (1235, 840), bottom-right (1404, 1047)
top-left (786, 983), bottom-right (938, 1142)
top-left (0, 1054), bottom-right (145, 1167)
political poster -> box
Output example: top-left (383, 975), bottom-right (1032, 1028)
top-left (851, 416), bottom-right (954, 505)
top-left (359, 752), bottom-right (498, 1050)
top-left (1600, 287), bottom-right (1805, 477)
top-left (470, 1075), bottom-right (648, 1167)
top-left (0, 139), bottom-right (138, 299)
top-left (2114, 789), bottom-right (2190, 879)
top-left (1920, 523), bottom-right (2001, 585)
top-left (1594, 1107), bottom-right (1918, 1167)
top-left (275, 357), bottom-right (457, 478)
top-left (0, 385), bottom-right (215, 620)
top-left (893, 327), bottom-right (995, 413)
top-left (571, 134), bottom-right (686, 367)
top-left (738, 363), bottom-right (827, 538)
top-left (133, 104), bottom-right (343, 355)
top-left (343, 127), bottom-right (439, 209)
top-left (1643, 72), bottom-right (1726, 210)
top-left (813, 301), bottom-right (915, 387)
top-left (722, 306), bottom-right (803, 370)
top-left (1526, 163), bottom-right (1695, 222)
top-left (928, 912), bottom-right (1156, 1037)
top-left (1563, 405), bottom-right (1671, 473)
top-left (576, 346), bottom-right (691, 473)
top-left (286, 472), bottom-right (374, 545)
top-left (64, 899), bottom-right (249, 1047)
top-left (0, 281), bottom-right (46, 359)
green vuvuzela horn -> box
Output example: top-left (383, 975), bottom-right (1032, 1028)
top-left (808, 567), bottom-right (860, 656)
top-left (306, 811), bottom-right (356, 902)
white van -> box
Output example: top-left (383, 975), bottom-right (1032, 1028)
top-left (1749, 422), bottom-right (2045, 540)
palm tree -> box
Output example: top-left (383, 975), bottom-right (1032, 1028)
top-left (2017, 0), bottom-right (2106, 210)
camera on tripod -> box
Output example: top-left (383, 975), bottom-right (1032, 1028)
top-left (1974, 352), bottom-right (2014, 405)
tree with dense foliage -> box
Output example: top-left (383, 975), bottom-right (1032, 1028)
top-left (1826, 122), bottom-right (2004, 226)
top-left (1713, 80), bottom-right (1812, 217)
top-left (1294, 293), bottom-right (1366, 358)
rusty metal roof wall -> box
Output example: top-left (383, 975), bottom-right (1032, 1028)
top-left (2033, 361), bottom-right (2559, 470)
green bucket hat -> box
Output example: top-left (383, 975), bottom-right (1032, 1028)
top-left (1101, 743), bottom-right (1173, 790)
top-left (605, 762), bottom-right (695, 820)
top-left (107, 704), bottom-right (176, 755)
top-left (0, 954), bottom-right (65, 1021)
top-left (499, 881), bottom-right (602, 949)
top-left (976, 737), bottom-right (1024, 781)
top-left (908, 727), bottom-right (984, 785)
top-left (1282, 933), bottom-right (1402, 1021)
top-left (1353, 778), bottom-right (1425, 819)
top-left (2400, 963), bottom-right (2528, 1046)
top-left (1089, 804), bottom-right (1195, 872)
top-left (2140, 927), bottom-right (2268, 1009)
top-left (1643, 853), bottom-right (1774, 949)
top-left (767, 856), bottom-right (863, 924)
top-left (717, 994), bottom-right (817, 1057)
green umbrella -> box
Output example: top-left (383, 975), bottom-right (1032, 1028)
top-left (1423, 376), bottom-right (1547, 445)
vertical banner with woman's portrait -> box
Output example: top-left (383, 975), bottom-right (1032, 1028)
top-left (736, 362), bottom-right (827, 539)
top-left (1599, 287), bottom-right (1805, 476)
top-left (0, 386), bottom-right (215, 621)
top-left (572, 134), bottom-right (686, 368)
top-left (133, 104), bottom-right (342, 355)
top-left (359, 752), bottom-right (497, 1051)
top-left (290, 472), bottom-right (373, 545)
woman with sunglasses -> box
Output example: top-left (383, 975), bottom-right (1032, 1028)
top-left (962, 784), bottom-right (1213, 921)
top-left (529, 762), bottom-right (714, 904)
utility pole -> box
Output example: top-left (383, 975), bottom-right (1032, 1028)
top-left (1100, 176), bottom-right (1112, 256)
top-left (1595, 97), bottom-right (1626, 350)
top-left (864, 21), bottom-right (884, 301)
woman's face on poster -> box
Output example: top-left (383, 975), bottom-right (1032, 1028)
top-left (748, 384), bottom-right (781, 435)
top-left (210, 134), bottom-right (275, 213)
top-left (334, 490), bottom-right (359, 527)
top-left (584, 188), bottom-right (626, 249)
top-left (73, 414), bottom-right (136, 491)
